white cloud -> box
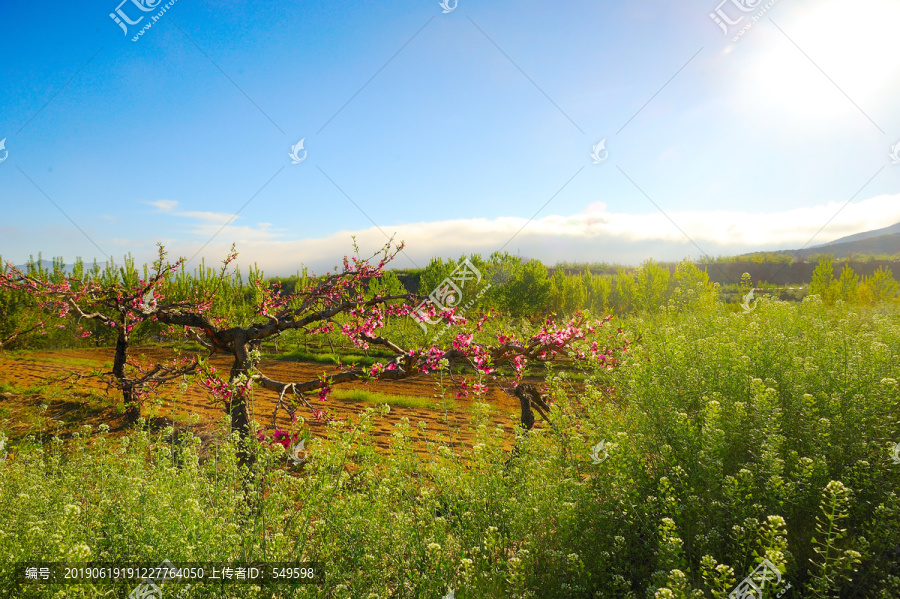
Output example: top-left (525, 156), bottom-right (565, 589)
top-left (147, 206), bottom-right (285, 243)
top-left (177, 212), bottom-right (283, 242)
top-left (11, 193), bottom-right (899, 274)
top-left (165, 192), bottom-right (900, 274)
top-left (146, 199), bottom-right (179, 212)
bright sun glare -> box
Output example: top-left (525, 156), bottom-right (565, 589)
top-left (737, 0), bottom-right (900, 121)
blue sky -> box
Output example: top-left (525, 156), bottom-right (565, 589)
top-left (2, 0), bottom-right (899, 274)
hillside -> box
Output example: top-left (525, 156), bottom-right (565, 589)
top-left (794, 231), bottom-right (900, 260)
top-left (735, 222), bottom-right (900, 261)
top-left (817, 222), bottom-right (900, 246)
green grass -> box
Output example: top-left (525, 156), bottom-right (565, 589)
top-left (330, 387), bottom-right (457, 411)
top-left (262, 348), bottom-right (380, 367)
top-left (0, 380), bottom-right (60, 400)
top-left (1, 351), bottom-right (112, 369)
top-left (145, 340), bottom-right (207, 353)
top-left (263, 347), bottom-right (557, 381)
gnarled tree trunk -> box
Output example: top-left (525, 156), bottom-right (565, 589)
top-left (514, 383), bottom-right (552, 430)
top-left (111, 328), bottom-right (140, 423)
top-left (226, 333), bottom-right (256, 469)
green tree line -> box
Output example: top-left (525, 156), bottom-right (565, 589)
top-left (3, 251), bottom-right (898, 352)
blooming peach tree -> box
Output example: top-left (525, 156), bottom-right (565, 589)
top-left (3, 240), bottom-right (630, 454)
top-left (0, 245), bottom-right (204, 420)
top-left (148, 241), bottom-right (630, 453)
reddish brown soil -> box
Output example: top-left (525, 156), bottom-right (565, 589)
top-left (0, 347), bottom-right (539, 454)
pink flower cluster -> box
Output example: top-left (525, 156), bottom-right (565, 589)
top-left (419, 347), bottom-right (447, 374)
top-left (455, 378), bottom-right (488, 399)
top-left (469, 344), bottom-right (495, 374)
top-left (452, 333), bottom-right (474, 350)
top-left (317, 384), bottom-right (331, 402)
top-left (257, 428), bottom-right (298, 449)
top-left (201, 372), bottom-right (252, 405)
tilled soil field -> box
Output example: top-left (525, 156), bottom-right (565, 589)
top-left (0, 347), bottom-right (547, 454)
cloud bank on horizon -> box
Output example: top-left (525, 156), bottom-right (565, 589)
top-left (115, 192), bottom-right (899, 274)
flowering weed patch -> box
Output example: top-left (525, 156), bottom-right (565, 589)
top-left (0, 298), bottom-right (898, 597)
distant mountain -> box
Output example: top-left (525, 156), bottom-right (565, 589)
top-left (798, 232), bottom-right (900, 260)
top-left (815, 222), bottom-right (900, 247)
top-left (13, 259), bottom-right (76, 273)
top-left (738, 223), bottom-right (900, 261)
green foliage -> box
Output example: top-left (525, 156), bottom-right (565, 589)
top-left (634, 259), bottom-right (670, 314)
top-left (669, 261), bottom-right (716, 313)
top-left (0, 265), bottom-right (42, 350)
top-left (861, 266), bottom-right (899, 304)
top-left (628, 299), bottom-right (900, 597)
top-left (837, 265), bottom-right (860, 303)
top-left (808, 481), bottom-right (863, 597)
top-left (364, 270), bottom-right (406, 301)
top-left (698, 252), bottom-right (795, 265)
top-left (582, 267), bottom-right (610, 315)
top-left (1, 300), bottom-right (900, 597)
top-left (810, 257), bottom-right (839, 304)
top-left (503, 259), bottom-right (551, 317)
top-left (549, 266), bottom-right (586, 316)
top-left (611, 267), bottom-right (636, 314)
top-left (419, 257), bottom-right (458, 297)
